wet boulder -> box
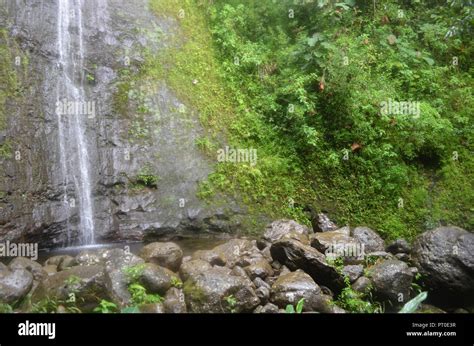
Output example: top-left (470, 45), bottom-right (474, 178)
top-left (411, 226), bottom-right (474, 306)
top-left (211, 239), bottom-right (263, 268)
top-left (30, 265), bottom-right (108, 312)
top-left (270, 238), bottom-right (344, 292)
top-left (139, 242), bottom-right (183, 272)
top-left (183, 266), bottom-right (260, 313)
top-left (270, 270), bottom-right (333, 313)
top-left (368, 259), bottom-right (413, 307)
top-left (102, 248), bottom-right (144, 307)
top-left (341, 265), bottom-right (364, 283)
top-left (139, 263), bottom-right (178, 295)
top-left (351, 227), bottom-right (385, 253)
top-left (262, 219), bottom-right (311, 244)
top-left (244, 259), bottom-right (274, 280)
top-left (179, 260), bottom-right (212, 282)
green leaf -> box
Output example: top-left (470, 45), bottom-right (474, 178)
top-left (285, 304), bottom-right (295, 313)
top-left (296, 298), bottom-right (305, 313)
top-left (399, 292), bottom-right (428, 313)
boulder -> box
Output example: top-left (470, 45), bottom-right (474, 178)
top-left (139, 242), bottom-right (183, 271)
top-left (411, 226), bottom-right (474, 306)
top-left (183, 266), bottom-right (260, 313)
top-left (368, 260), bottom-right (413, 306)
top-left (211, 239), bottom-right (263, 268)
top-left (30, 265), bottom-right (108, 312)
top-left (163, 287), bottom-right (187, 313)
top-left (352, 227), bottom-right (385, 253)
top-left (8, 257), bottom-right (47, 281)
top-left (102, 248), bottom-right (144, 307)
top-left (352, 277), bottom-right (372, 295)
top-left (270, 238), bottom-right (344, 292)
top-left (270, 270), bottom-right (333, 313)
top-left (192, 250), bottom-right (225, 266)
top-left (341, 265), bottom-right (364, 283)
top-left (313, 213), bottom-right (338, 232)
top-left (0, 266), bottom-right (33, 304)
top-left (244, 259), bottom-right (274, 280)
top-left (179, 260), bottom-right (212, 282)
top-left (139, 263), bottom-right (177, 295)
top-left (310, 231), bottom-right (363, 262)
top-left (139, 303), bottom-right (165, 313)
top-left (256, 302), bottom-right (279, 313)
top-left (44, 255), bottom-right (76, 270)
top-left (263, 220), bottom-right (311, 244)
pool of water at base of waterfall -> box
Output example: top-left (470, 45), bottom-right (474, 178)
top-left (1, 236), bottom-right (231, 265)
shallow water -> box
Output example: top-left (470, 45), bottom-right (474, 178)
top-left (35, 236), bottom-right (229, 264)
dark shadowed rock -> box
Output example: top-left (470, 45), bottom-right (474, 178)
top-left (368, 260), bottom-right (413, 306)
top-left (270, 270), bottom-right (334, 312)
top-left (270, 238), bottom-right (344, 292)
top-left (139, 242), bottom-right (183, 271)
top-left (386, 239), bottom-right (411, 254)
top-left (0, 266), bottom-right (33, 304)
top-left (411, 226), bottom-right (474, 307)
top-left (263, 220), bottom-right (311, 244)
top-left (352, 227), bottom-right (385, 253)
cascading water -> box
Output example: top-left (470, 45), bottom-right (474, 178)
top-left (56, 0), bottom-right (95, 245)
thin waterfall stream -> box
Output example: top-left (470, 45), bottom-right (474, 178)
top-left (56, 0), bottom-right (95, 245)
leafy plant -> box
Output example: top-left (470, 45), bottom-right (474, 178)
top-left (285, 298), bottom-right (305, 314)
top-left (93, 300), bottom-right (118, 314)
top-left (128, 283), bottom-right (163, 305)
top-left (224, 294), bottom-right (237, 313)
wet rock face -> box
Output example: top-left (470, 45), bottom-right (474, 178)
top-left (411, 226), bottom-right (474, 307)
top-left (0, 0), bottom-right (245, 248)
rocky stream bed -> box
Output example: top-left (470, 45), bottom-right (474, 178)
top-left (1, 218), bottom-right (473, 313)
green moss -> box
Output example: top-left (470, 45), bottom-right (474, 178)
top-left (183, 280), bottom-right (205, 303)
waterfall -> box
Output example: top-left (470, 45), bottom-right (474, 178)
top-left (56, 0), bottom-right (95, 245)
